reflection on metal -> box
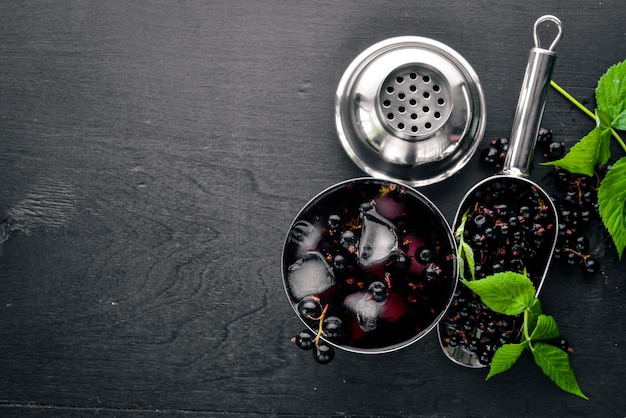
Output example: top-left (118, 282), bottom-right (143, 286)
top-left (335, 36), bottom-right (486, 186)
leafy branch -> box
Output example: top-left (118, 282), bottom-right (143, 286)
top-left (543, 59), bottom-right (626, 258)
top-left (463, 273), bottom-right (588, 400)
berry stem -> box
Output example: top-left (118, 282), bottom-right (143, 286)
top-left (314, 304), bottom-right (329, 347)
top-left (563, 247), bottom-right (590, 260)
top-left (550, 80), bottom-right (626, 152)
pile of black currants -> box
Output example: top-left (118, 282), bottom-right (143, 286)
top-left (439, 177), bottom-right (557, 366)
top-left (480, 127), bottom-right (566, 169)
top-left (480, 127), bottom-right (603, 278)
top-left (535, 127), bottom-right (604, 277)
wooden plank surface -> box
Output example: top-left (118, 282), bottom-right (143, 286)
top-left (1, 1), bottom-right (625, 416)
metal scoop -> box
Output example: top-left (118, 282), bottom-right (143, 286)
top-left (438, 15), bottom-right (563, 367)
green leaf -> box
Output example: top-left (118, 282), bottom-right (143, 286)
top-left (461, 241), bottom-right (476, 281)
top-left (455, 209), bottom-right (475, 281)
top-left (596, 59), bottom-right (626, 126)
top-left (596, 108), bottom-right (613, 129)
top-left (530, 314), bottom-right (560, 341)
top-left (461, 272), bottom-right (536, 315)
top-left (542, 125), bottom-right (611, 176)
top-left (613, 110), bottom-right (626, 130)
top-left (597, 156), bottom-right (626, 259)
top-left (486, 342), bottom-right (528, 380)
top-left (532, 342), bottom-right (589, 400)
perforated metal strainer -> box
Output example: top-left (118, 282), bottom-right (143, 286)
top-left (336, 37), bottom-right (486, 186)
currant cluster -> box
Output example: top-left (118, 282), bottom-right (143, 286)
top-left (439, 178), bottom-right (557, 366)
top-left (534, 127), bottom-right (603, 277)
top-left (285, 180), bottom-right (456, 364)
top-left (291, 324), bottom-right (336, 365)
top-left (480, 137), bottom-right (510, 168)
top-left (549, 166), bottom-right (604, 276)
top-left (536, 127), bottom-right (566, 161)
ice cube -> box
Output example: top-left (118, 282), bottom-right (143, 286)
top-left (357, 207), bottom-right (398, 268)
top-left (286, 251), bottom-right (335, 300)
top-left (288, 220), bottom-right (322, 259)
top-left (355, 296), bottom-right (379, 332)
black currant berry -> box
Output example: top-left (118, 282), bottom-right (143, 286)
top-left (581, 257), bottom-right (600, 277)
top-left (544, 141), bottom-right (565, 160)
top-left (333, 254), bottom-right (347, 272)
top-left (481, 146), bottom-right (501, 166)
top-left (323, 316), bottom-right (344, 339)
top-left (297, 296), bottom-right (322, 320)
top-left (292, 329), bottom-right (315, 350)
top-left (327, 214), bottom-right (342, 230)
top-left (536, 127), bottom-right (553, 148)
top-left (415, 246), bottom-right (433, 265)
top-left (473, 214), bottom-right (487, 230)
top-left (491, 137), bottom-right (510, 151)
top-left (367, 281), bottom-right (387, 302)
top-left (394, 251), bottom-right (411, 271)
top-left (340, 230), bottom-right (356, 250)
top-left (565, 251), bottom-right (581, 266)
top-left (574, 236), bottom-right (589, 253)
top-left (312, 342), bottom-right (335, 364)
top-left (424, 263), bottom-right (441, 281)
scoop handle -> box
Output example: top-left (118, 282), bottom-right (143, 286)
top-left (503, 15), bottom-right (563, 176)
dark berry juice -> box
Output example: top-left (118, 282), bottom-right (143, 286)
top-left (283, 178), bottom-right (457, 353)
top-left (439, 177), bottom-right (557, 367)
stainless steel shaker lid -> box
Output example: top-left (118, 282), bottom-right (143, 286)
top-left (335, 37), bottom-right (486, 186)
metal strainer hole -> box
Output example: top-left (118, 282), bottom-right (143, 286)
top-left (410, 113), bottom-right (418, 120)
top-left (433, 84), bottom-right (441, 92)
top-left (387, 113), bottom-right (394, 120)
top-left (423, 91), bottom-right (430, 99)
top-left (387, 86), bottom-right (394, 93)
top-left (423, 75), bottom-right (431, 83)
top-left (410, 85), bottom-right (417, 92)
top-left (423, 106), bottom-right (430, 113)
top-left (437, 98), bottom-right (445, 105)
top-left (434, 111), bottom-right (441, 119)
top-left (398, 93), bottom-right (406, 100)
top-left (399, 106), bottom-right (406, 113)
top-left (383, 100), bottom-right (391, 107)
top-left (410, 72), bottom-right (418, 80)
top-left (411, 126), bottom-right (418, 132)
top-left (398, 122), bottom-right (405, 129)
top-left (409, 99), bottom-right (417, 106)
top-left (396, 76), bottom-right (404, 84)
top-left (425, 122), bottom-right (432, 129)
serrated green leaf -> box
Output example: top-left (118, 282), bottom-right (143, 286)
top-left (598, 156), bottom-right (626, 259)
top-left (486, 342), bottom-right (528, 380)
top-left (532, 342), bottom-right (589, 400)
top-left (542, 125), bottom-right (611, 176)
top-left (613, 110), bottom-right (626, 130)
top-left (455, 209), bottom-right (476, 281)
top-left (461, 272), bottom-right (536, 315)
top-left (530, 314), bottom-right (560, 341)
top-left (461, 241), bottom-right (476, 281)
top-left (596, 108), bottom-right (613, 129)
top-left (596, 59), bottom-right (626, 124)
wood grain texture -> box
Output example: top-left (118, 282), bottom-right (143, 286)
top-left (1, 0), bottom-right (625, 416)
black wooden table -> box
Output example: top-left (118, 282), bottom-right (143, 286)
top-left (1, 1), bottom-right (625, 416)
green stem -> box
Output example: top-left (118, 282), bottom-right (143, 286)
top-left (550, 80), bottom-right (626, 153)
top-left (523, 308), bottom-right (533, 352)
